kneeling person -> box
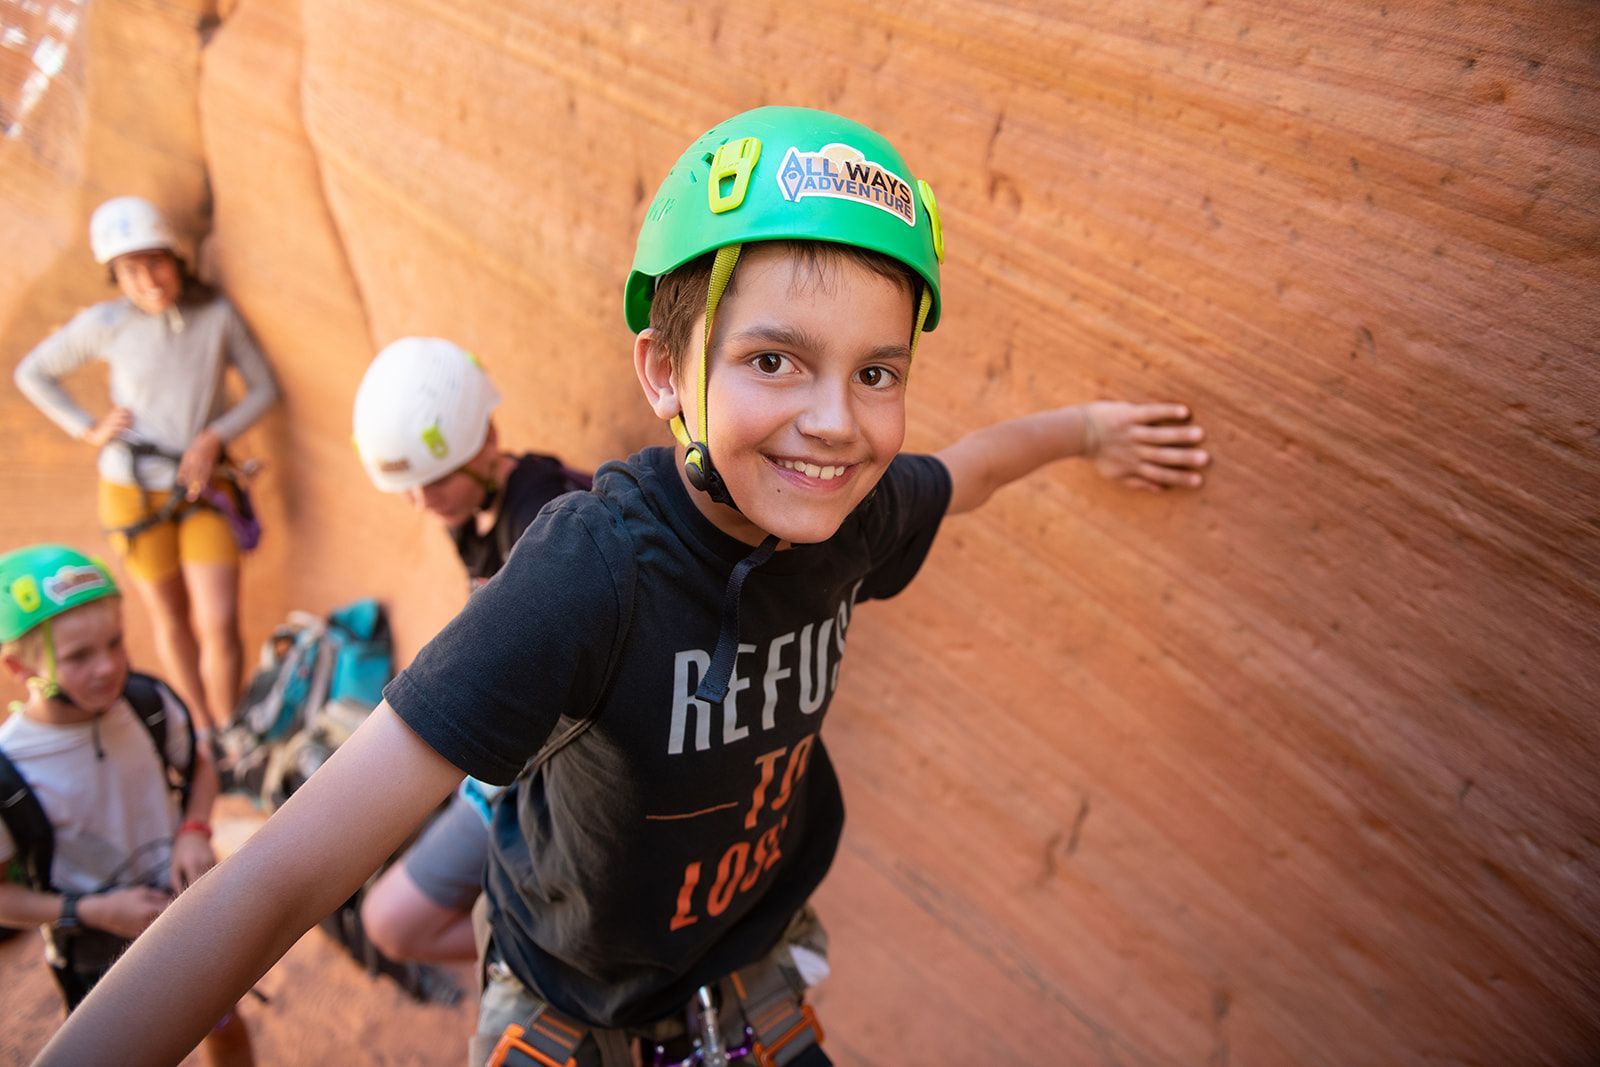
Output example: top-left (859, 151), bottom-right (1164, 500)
top-left (351, 337), bottom-right (591, 962)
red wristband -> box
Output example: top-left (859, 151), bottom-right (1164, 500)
top-left (178, 819), bottom-right (212, 840)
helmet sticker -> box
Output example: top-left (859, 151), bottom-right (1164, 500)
top-left (378, 458), bottom-right (412, 474)
top-left (42, 565), bottom-right (107, 604)
top-left (776, 143), bottom-right (916, 226)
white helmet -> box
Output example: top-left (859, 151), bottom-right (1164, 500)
top-left (352, 337), bottom-right (502, 493)
top-left (89, 197), bottom-right (178, 264)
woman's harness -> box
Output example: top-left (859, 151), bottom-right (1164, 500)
top-left (104, 440), bottom-right (261, 551)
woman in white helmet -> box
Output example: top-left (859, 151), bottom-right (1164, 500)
top-left (352, 337), bottom-right (589, 962)
top-left (13, 196), bottom-right (279, 740)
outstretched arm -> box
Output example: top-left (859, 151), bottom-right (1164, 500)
top-left (36, 701), bottom-right (463, 1067)
top-left (937, 402), bottom-right (1208, 515)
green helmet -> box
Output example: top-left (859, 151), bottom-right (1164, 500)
top-left (625, 105), bottom-right (945, 334)
top-left (0, 545), bottom-right (119, 644)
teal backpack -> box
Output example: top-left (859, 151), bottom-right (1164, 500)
top-left (220, 598), bottom-right (391, 801)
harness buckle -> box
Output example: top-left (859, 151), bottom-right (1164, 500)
top-left (488, 1016), bottom-right (582, 1067)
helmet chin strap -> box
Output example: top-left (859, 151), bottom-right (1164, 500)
top-left (461, 463), bottom-right (501, 515)
top-left (673, 244), bottom-right (744, 510)
top-left (22, 618), bottom-right (85, 713)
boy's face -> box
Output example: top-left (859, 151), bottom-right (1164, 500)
top-left (654, 244), bottom-right (915, 546)
top-left (407, 469), bottom-right (485, 528)
top-left (41, 599), bottom-right (129, 713)
top-left (111, 250), bottom-right (181, 315)
top-left (403, 427), bottom-right (497, 528)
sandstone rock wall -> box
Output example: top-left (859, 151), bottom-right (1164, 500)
top-left (2, 1), bottom-right (1595, 1062)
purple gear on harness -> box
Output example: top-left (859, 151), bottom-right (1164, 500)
top-left (196, 483), bottom-right (262, 552)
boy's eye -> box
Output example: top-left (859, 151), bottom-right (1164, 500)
top-left (857, 365), bottom-right (900, 389)
top-left (752, 352), bottom-right (791, 375)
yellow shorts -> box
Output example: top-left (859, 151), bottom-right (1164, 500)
top-left (98, 479), bottom-right (240, 582)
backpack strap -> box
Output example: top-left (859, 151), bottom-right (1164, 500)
top-left (123, 672), bottom-right (197, 810)
top-left (0, 746), bottom-right (55, 893)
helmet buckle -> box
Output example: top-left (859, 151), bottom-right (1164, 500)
top-left (684, 442), bottom-right (735, 507)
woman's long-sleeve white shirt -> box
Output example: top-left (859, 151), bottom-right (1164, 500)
top-left (14, 294), bottom-right (278, 490)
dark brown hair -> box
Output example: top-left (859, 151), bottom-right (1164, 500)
top-left (106, 251), bottom-right (217, 307)
top-left (646, 240), bottom-right (919, 376)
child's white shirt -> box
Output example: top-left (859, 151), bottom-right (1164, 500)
top-left (0, 692), bottom-right (190, 894)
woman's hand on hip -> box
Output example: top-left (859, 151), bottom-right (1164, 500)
top-left (82, 407), bottom-right (134, 448)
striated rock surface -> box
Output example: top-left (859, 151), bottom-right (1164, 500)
top-left (2, 1), bottom-right (1596, 1062)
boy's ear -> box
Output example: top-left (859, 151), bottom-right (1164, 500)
top-left (633, 329), bottom-right (683, 422)
top-left (2, 653), bottom-right (35, 686)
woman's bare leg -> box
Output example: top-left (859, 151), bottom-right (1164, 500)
top-left (181, 561), bottom-right (242, 734)
top-left (125, 571), bottom-right (207, 727)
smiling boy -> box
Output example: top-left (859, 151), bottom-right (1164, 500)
top-left (37, 107), bottom-right (1207, 1067)
top-left (0, 545), bottom-right (252, 1065)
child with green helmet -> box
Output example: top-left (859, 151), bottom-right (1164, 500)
top-left (0, 545), bottom-right (253, 1063)
top-left (38, 107), bottom-right (1208, 1066)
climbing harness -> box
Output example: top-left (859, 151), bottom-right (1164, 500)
top-left (488, 955), bottom-right (827, 1067)
top-left (106, 440), bottom-right (262, 552)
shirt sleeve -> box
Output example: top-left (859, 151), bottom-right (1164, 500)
top-left (12, 306), bottom-right (113, 440)
top-left (206, 300), bottom-right (279, 442)
top-left (504, 457), bottom-right (583, 546)
top-left (384, 493), bottom-right (634, 785)
top-left (856, 452), bottom-right (953, 602)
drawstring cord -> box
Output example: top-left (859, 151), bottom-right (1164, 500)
top-left (695, 535), bottom-right (779, 704)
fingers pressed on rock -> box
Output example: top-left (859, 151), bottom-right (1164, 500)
top-left (1137, 461), bottom-right (1197, 487)
top-left (1131, 424), bottom-right (1205, 444)
top-left (1134, 402), bottom-right (1190, 424)
top-left (1135, 445), bottom-right (1210, 468)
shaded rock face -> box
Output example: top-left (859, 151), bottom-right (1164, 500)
top-left (3, 1), bottom-right (1597, 1062)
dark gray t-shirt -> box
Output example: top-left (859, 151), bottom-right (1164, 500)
top-left (451, 453), bottom-right (590, 590)
top-left (386, 446), bottom-right (951, 1026)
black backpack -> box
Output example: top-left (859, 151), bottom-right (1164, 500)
top-left (0, 672), bottom-right (196, 895)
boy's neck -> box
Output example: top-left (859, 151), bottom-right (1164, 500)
top-left (20, 690), bottom-right (109, 727)
top-left (470, 452), bottom-right (519, 537)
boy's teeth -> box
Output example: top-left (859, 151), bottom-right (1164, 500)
top-left (781, 459), bottom-right (844, 480)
